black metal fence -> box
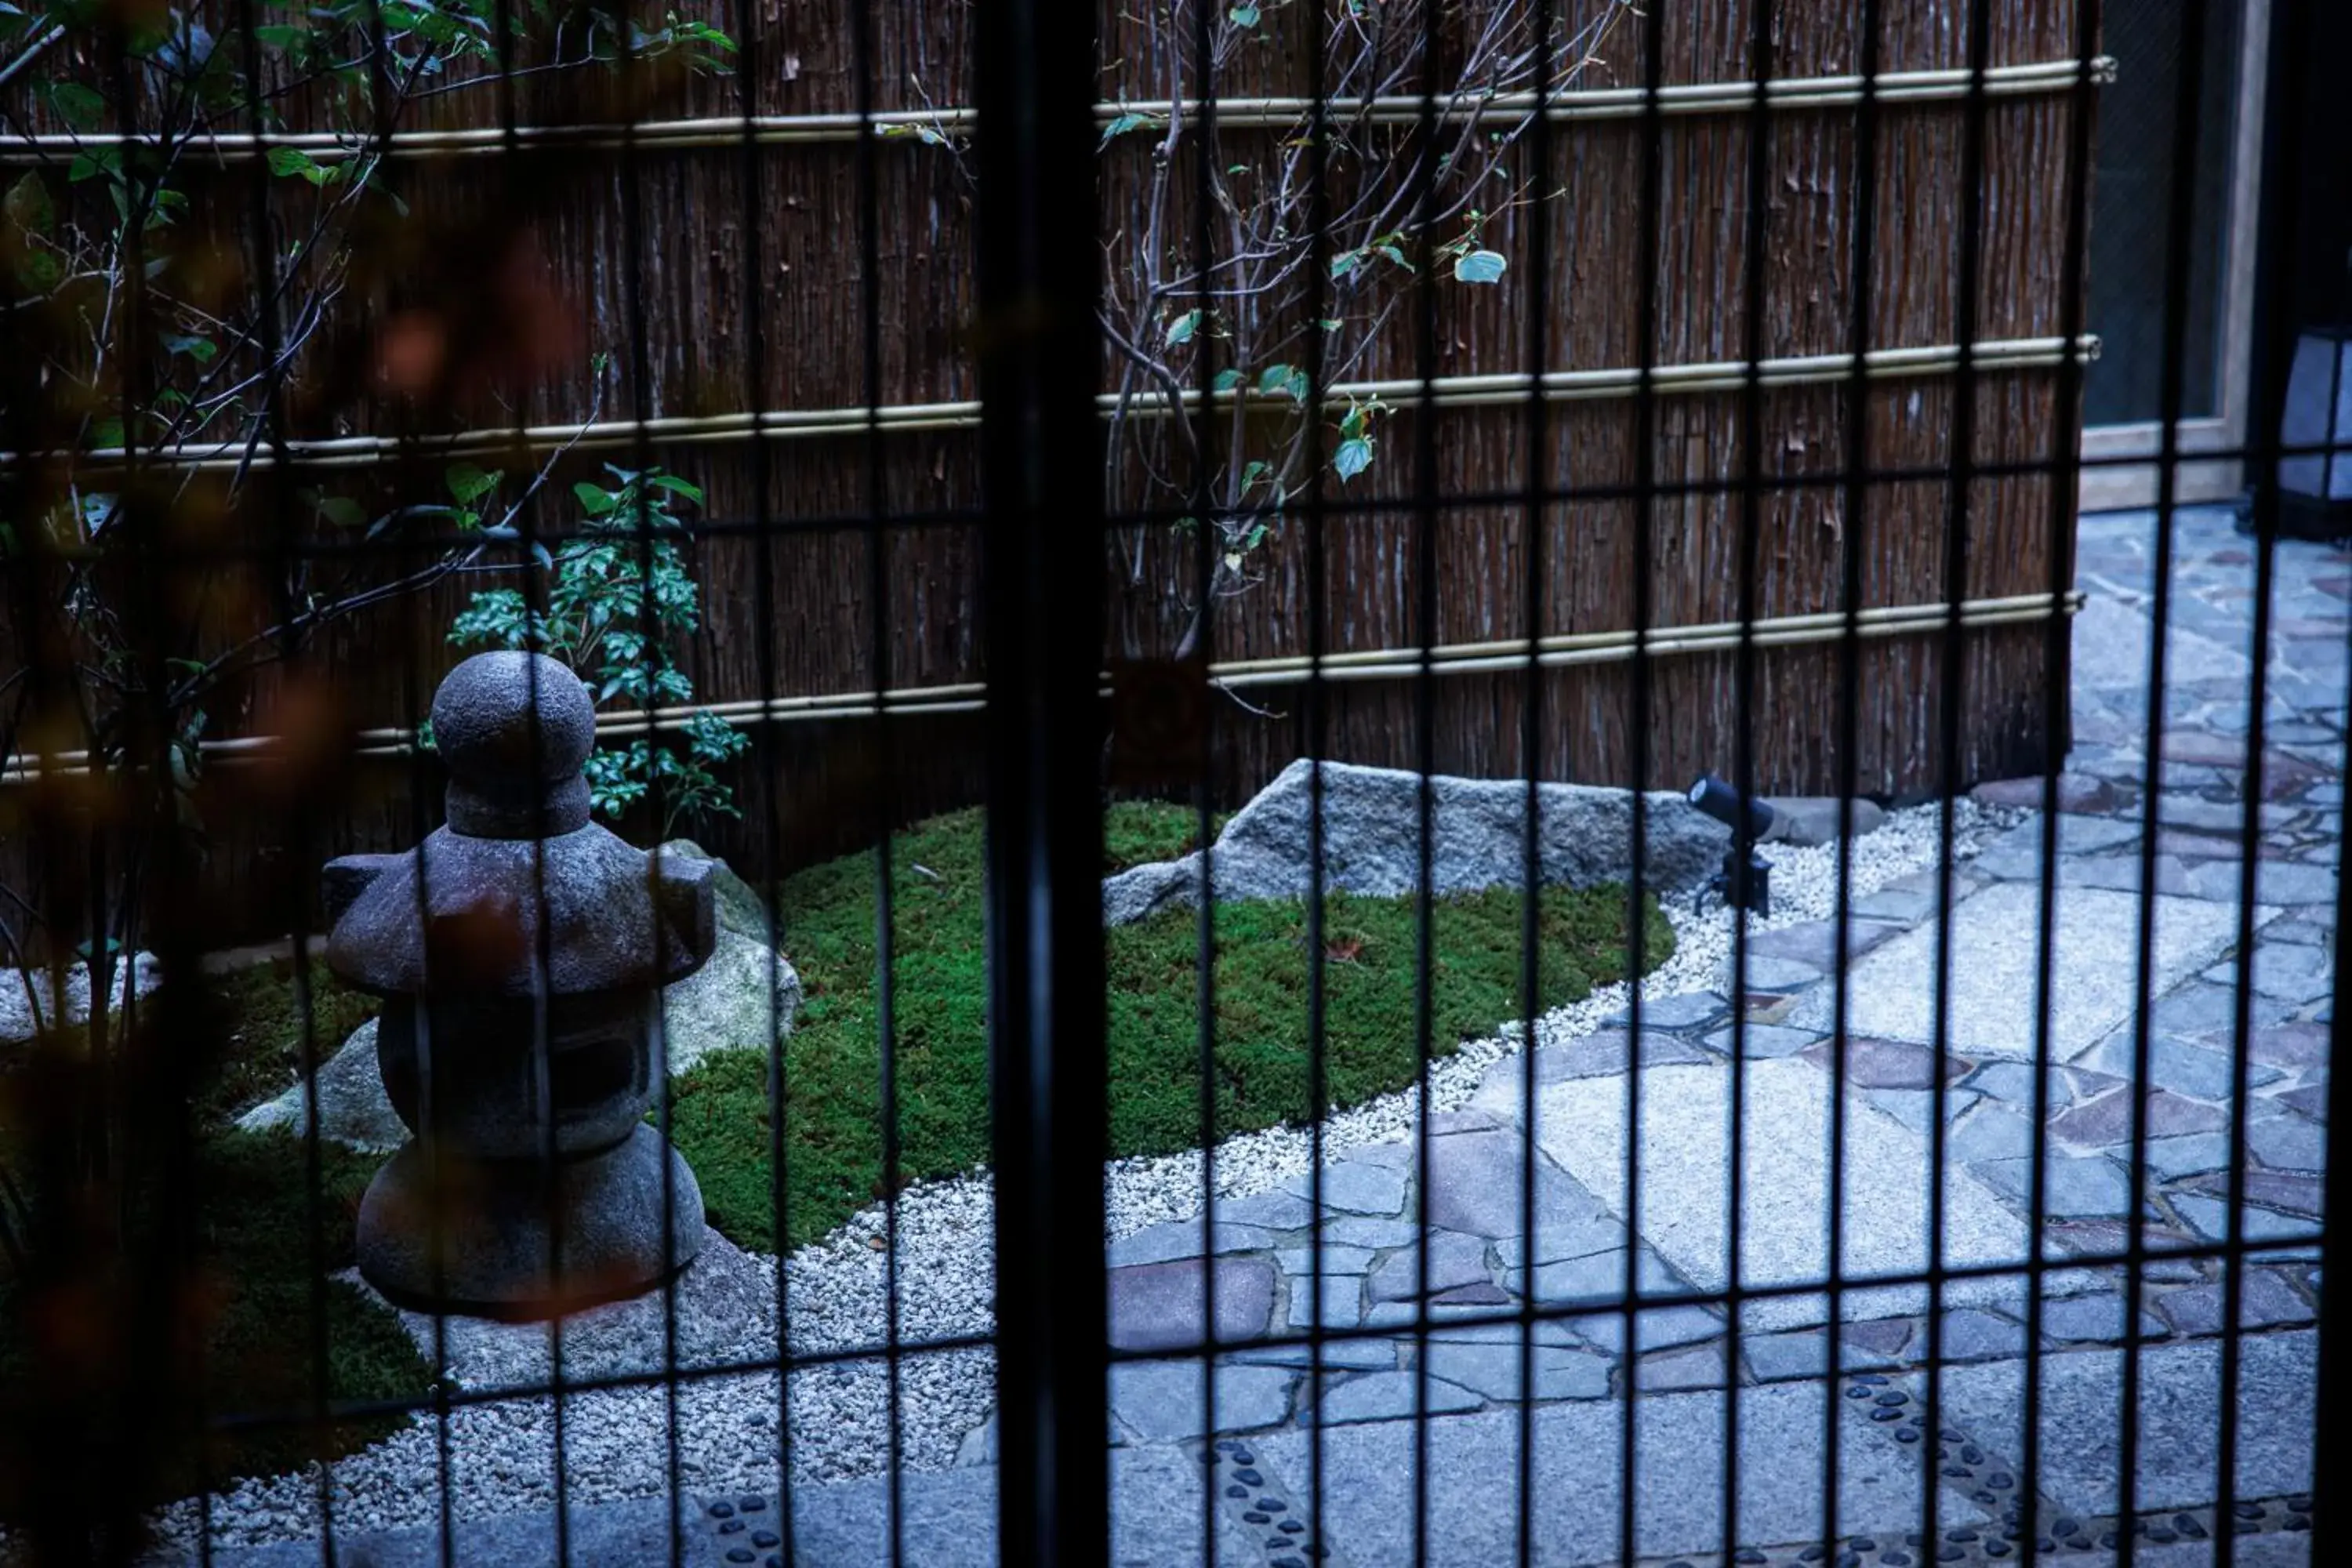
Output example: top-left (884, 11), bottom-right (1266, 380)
top-left (0, 0), bottom-right (2343, 1565)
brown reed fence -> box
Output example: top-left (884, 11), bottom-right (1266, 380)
top-left (0, 0), bottom-right (2098, 949)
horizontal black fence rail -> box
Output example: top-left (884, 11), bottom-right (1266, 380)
top-left (0, 0), bottom-right (2343, 1566)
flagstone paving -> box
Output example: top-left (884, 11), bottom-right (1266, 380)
top-left (1065, 507), bottom-right (2336, 1567)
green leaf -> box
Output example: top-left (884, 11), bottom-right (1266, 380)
top-left (573, 481), bottom-right (619, 517)
top-left (1319, 318), bottom-right (1343, 332)
top-left (1453, 248), bottom-right (1508, 285)
top-left (253, 24), bottom-right (308, 51)
top-left (445, 462), bottom-right (502, 505)
top-left (1229, 4), bottom-right (1261, 25)
top-left (1164, 308), bottom-right (1201, 347)
top-left (1376, 242), bottom-right (1411, 271)
top-left (314, 495), bottom-right (367, 529)
top-left (266, 145), bottom-right (338, 186)
top-left (1099, 111), bottom-right (1158, 149)
top-left (1257, 364), bottom-right (1300, 399)
top-left (67, 147), bottom-right (120, 184)
top-left (1330, 251), bottom-right (1361, 280)
top-left (879, 122), bottom-right (951, 148)
top-left (648, 473), bottom-right (704, 503)
top-left (48, 82), bottom-right (104, 132)
top-left (1334, 437), bottom-right (1373, 481)
top-left (4, 172), bottom-right (53, 237)
top-left (162, 332), bottom-right (216, 362)
top-left (1212, 368), bottom-right (1243, 393)
top-left (12, 249), bottom-right (60, 293)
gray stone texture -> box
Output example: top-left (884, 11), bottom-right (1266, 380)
top-left (1367, 1229), bottom-right (1491, 1302)
top-left (1761, 794), bottom-right (1887, 846)
top-left (1108, 1256), bottom-right (1276, 1352)
top-left (1420, 1339), bottom-right (1613, 1401)
top-left (1305, 1369), bottom-right (1483, 1424)
top-left (365, 1223), bottom-right (772, 1388)
top-left (1530, 1059), bottom-right (2030, 1330)
top-left (235, 1017), bottom-right (408, 1151)
top-left (1280, 1159), bottom-right (1406, 1216)
top-left (1935, 1332), bottom-right (2318, 1516)
top-left (1100, 759), bottom-right (1728, 924)
top-left (1254, 1379), bottom-right (1988, 1567)
top-left (1108, 1357), bottom-right (1301, 1439)
top-left (1793, 881), bottom-right (2263, 1058)
top-left (0, 950), bottom-right (162, 1044)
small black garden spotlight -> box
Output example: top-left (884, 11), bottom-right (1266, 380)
top-left (1687, 773), bottom-right (1773, 918)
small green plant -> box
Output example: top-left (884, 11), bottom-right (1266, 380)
top-left (446, 463), bottom-right (750, 836)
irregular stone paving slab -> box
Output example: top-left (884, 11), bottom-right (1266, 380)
top-left (1367, 1229), bottom-right (1490, 1301)
top-left (1279, 1160), bottom-right (1406, 1216)
top-left (1969, 813), bottom-right (2145, 880)
top-left (1530, 1058), bottom-right (2031, 1330)
top-left (1109, 1256), bottom-right (1276, 1352)
top-left (1934, 1330), bottom-right (2317, 1519)
top-left (1108, 1219), bottom-right (1279, 1268)
top-left (1109, 1357), bottom-right (1301, 1440)
top-left (1415, 1124), bottom-right (1624, 1248)
top-left (1421, 1340), bottom-right (1613, 1401)
top-left (1252, 1378), bottom-right (1989, 1567)
top-left (1792, 881), bottom-right (2267, 1058)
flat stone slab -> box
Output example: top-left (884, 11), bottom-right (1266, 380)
top-left (1253, 1378), bottom-right (1987, 1566)
top-left (1108, 1356), bottom-right (1301, 1439)
top-left (1935, 1330), bottom-right (2318, 1517)
top-left (1791, 881), bottom-right (2267, 1059)
top-left (1108, 1256), bottom-right (1276, 1352)
top-left (1530, 1059), bottom-right (2031, 1330)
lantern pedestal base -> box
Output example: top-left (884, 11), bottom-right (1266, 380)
top-left (357, 1123), bottom-right (706, 1320)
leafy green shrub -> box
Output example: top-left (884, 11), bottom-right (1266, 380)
top-left (446, 463), bottom-right (750, 836)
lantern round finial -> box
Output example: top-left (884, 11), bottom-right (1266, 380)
top-left (430, 650), bottom-right (597, 837)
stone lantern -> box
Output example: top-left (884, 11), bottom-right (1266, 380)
top-left (323, 651), bottom-right (715, 1318)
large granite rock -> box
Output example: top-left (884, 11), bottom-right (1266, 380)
top-left (235, 1016), bottom-right (407, 1150)
top-left (1102, 760), bottom-right (1728, 925)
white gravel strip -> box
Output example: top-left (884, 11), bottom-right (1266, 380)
top-left (143, 797), bottom-right (2016, 1555)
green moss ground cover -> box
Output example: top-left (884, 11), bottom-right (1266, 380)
top-left (673, 804), bottom-right (1671, 1251)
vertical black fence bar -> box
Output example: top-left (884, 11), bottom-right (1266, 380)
top-left (1409, 0), bottom-right (1448, 1559)
top-left (606, 8), bottom-right (689, 1559)
top-left (1618, 2), bottom-right (1670, 1562)
top-left (975, 0), bottom-right (1109, 1559)
top-left (1722, 0), bottom-right (1777, 1552)
top-left (2121, 1), bottom-right (2216, 1563)
top-left (1923, 0), bottom-right (1999, 1554)
top-left (2203, 0), bottom-right (2267, 1548)
top-left (220, 3), bottom-right (332, 1563)
top-left (1513, 0), bottom-right (1559, 1562)
top-left (2016, 0), bottom-right (2107, 1546)
top-left (1821, 0), bottom-right (1887, 1556)
top-left (485, 8), bottom-right (572, 1563)
top-left (1299, 0), bottom-right (1337, 1549)
top-left (844, 1), bottom-right (907, 1561)
top-left (1182, 2), bottom-right (1223, 1547)
top-left (728, 0), bottom-right (800, 1546)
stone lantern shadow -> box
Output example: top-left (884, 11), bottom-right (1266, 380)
top-left (322, 651), bottom-right (714, 1319)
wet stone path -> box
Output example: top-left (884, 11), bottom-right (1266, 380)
top-left (1047, 506), bottom-right (2336, 1567)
